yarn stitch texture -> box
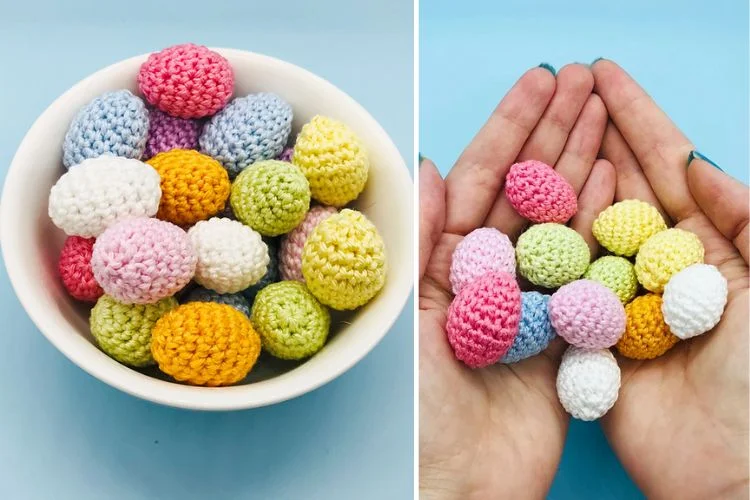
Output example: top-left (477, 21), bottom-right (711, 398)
top-left (504, 160), bottom-right (577, 223)
top-left (279, 205), bottom-right (338, 282)
top-left (251, 281), bottom-right (331, 360)
top-left (92, 217), bottom-right (197, 304)
top-left (584, 256), bottom-right (638, 304)
top-left (515, 223), bottom-right (589, 288)
top-left (138, 43), bottom-right (234, 119)
top-left (501, 292), bottom-right (555, 364)
top-left (151, 302), bottom-right (261, 386)
top-left (200, 93), bottom-right (293, 177)
top-left (449, 227), bottom-right (516, 295)
top-left (62, 90), bottom-right (149, 168)
top-left (188, 218), bottom-right (269, 294)
top-left (48, 156), bottom-right (161, 238)
top-left (90, 295), bottom-right (178, 367)
top-left (58, 236), bottom-right (103, 302)
top-left (242, 237), bottom-right (280, 301)
top-left (278, 147), bottom-right (294, 162)
top-left (556, 346), bottom-right (621, 421)
top-left (292, 116), bottom-right (369, 206)
top-left (634, 228), bottom-right (704, 293)
top-left (184, 287), bottom-right (251, 318)
top-left (592, 199), bottom-right (667, 256)
top-left (617, 294), bottom-right (678, 359)
top-left (662, 263), bottom-right (728, 340)
top-left (230, 160), bottom-right (311, 236)
top-left (146, 149), bottom-right (230, 225)
top-left (144, 108), bottom-right (202, 159)
top-left (301, 209), bottom-right (386, 310)
top-left (446, 271), bottom-right (521, 368)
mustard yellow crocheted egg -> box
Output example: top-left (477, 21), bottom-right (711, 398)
top-left (592, 200), bottom-right (667, 256)
top-left (635, 228), bottom-right (704, 293)
top-left (616, 294), bottom-right (679, 360)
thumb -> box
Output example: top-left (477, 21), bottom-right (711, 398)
top-left (419, 157), bottom-right (446, 279)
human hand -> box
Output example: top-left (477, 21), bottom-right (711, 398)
top-left (592, 59), bottom-right (749, 499)
top-left (419, 64), bottom-right (614, 499)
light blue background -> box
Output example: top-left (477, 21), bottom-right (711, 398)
top-left (0, 2), bottom-right (413, 499)
top-left (421, 1), bottom-right (748, 498)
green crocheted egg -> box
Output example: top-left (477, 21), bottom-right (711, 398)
top-left (516, 223), bottom-right (590, 288)
top-left (584, 256), bottom-right (638, 304)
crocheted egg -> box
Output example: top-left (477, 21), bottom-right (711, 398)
top-left (279, 205), bottom-right (338, 282)
top-left (449, 227), bottom-right (516, 295)
top-left (90, 295), bottom-right (178, 367)
top-left (584, 256), bottom-right (638, 304)
top-left (184, 287), bottom-right (251, 318)
top-left (549, 280), bottom-right (626, 349)
top-left (593, 200), bottom-right (667, 256)
top-left (200, 93), bottom-right (293, 177)
top-left (230, 160), bottom-right (311, 236)
top-left (616, 294), bottom-right (679, 359)
top-left (144, 108), bottom-right (202, 159)
top-left (504, 160), bottom-right (577, 223)
top-left (188, 218), bottom-right (269, 294)
top-left (58, 236), bottom-right (103, 302)
top-left (138, 43), bottom-right (234, 119)
top-left (293, 116), bottom-right (369, 206)
top-left (446, 271), bottom-right (521, 368)
top-left (146, 149), bottom-right (230, 225)
top-left (662, 264), bottom-right (728, 339)
top-left (151, 302), bottom-right (261, 386)
top-left (92, 217), bottom-right (196, 304)
top-left (501, 292), bottom-right (555, 364)
top-left (242, 237), bottom-right (280, 301)
top-left (302, 209), bottom-right (386, 310)
top-left (635, 228), bottom-right (704, 293)
top-left (516, 223), bottom-right (589, 288)
top-left (556, 346), bottom-right (621, 421)
top-left (251, 281), bottom-right (331, 360)
top-left (278, 147), bottom-right (294, 162)
top-left (49, 157), bottom-right (161, 238)
top-left (62, 90), bottom-right (149, 169)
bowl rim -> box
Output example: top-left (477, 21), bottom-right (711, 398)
top-left (0, 47), bottom-right (413, 411)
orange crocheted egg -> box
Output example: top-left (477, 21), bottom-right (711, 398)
top-left (616, 294), bottom-right (679, 360)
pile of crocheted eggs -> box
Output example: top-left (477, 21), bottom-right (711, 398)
top-left (446, 159), bottom-right (727, 420)
top-left (49, 43), bottom-right (386, 387)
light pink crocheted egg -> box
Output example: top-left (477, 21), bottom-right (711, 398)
top-left (504, 160), bottom-right (577, 223)
top-left (279, 205), bottom-right (338, 281)
top-left (449, 227), bottom-right (516, 294)
top-left (549, 279), bottom-right (626, 349)
top-left (446, 271), bottom-right (521, 368)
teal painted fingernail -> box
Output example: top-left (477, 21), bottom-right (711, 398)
top-left (688, 150), bottom-right (724, 172)
top-left (590, 57), bottom-right (605, 66)
top-left (419, 153), bottom-right (424, 165)
top-left (538, 63), bottom-right (556, 76)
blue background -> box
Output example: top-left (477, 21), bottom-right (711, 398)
top-left (0, 1), bottom-right (413, 499)
top-left (421, 0), bottom-right (748, 498)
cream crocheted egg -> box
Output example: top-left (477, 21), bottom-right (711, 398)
top-left (556, 346), bottom-right (621, 421)
top-left (662, 263), bottom-right (728, 339)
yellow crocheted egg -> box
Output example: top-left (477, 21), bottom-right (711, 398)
top-left (146, 149), bottom-right (230, 225)
top-left (515, 223), bottom-right (590, 288)
top-left (292, 116), bottom-right (369, 207)
top-left (592, 200), bottom-right (667, 256)
top-left (616, 294), bottom-right (679, 359)
top-left (584, 256), bottom-right (638, 304)
top-left (151, 302), bottom-right (261, 386)
top-left (634, 228), bottom-right (704, 293)
top-left (301, 209), bottom-right (386, 310)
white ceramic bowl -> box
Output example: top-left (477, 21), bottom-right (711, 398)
top-left (0, 48), bottom-right (413, 410)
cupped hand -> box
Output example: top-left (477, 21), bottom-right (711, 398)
top-left (419, 64), bottom-right (614, 500)
top-left (593, 60), bottom-right (749, 499)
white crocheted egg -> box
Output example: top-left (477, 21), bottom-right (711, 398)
top-left (187, 218), bottom-right (270, 293)
top-left (662, 264), bottom-right (728, 340)
top-left (48, 156), bottom-right (161, 237)
top-left (556, 346), bottom-right (621, 421)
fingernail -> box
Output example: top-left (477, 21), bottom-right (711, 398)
top-left (688, 150), bottom-right (724, 172)
top-left (538, 63), bottom-right (556, 76)
top-left (590, 57), bottom-right (605, 66)
top-left (419, 153), bottom-right (425, 166)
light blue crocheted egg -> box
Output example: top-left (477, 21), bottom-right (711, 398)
top-left (199, 93), bottom-right (293, 178)
top-left (501, 291), bottom-right (556, 363)
top-left (183, 287), bottom-right (251, 318)
top-left (62, 90), bottom-right (149, 168)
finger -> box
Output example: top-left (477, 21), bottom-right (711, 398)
top-left (591, 59), bottom-right (699, 222)
top-left (419, 158), bottom-right (447, 279)
top-left (687, 155), bottom-right (750, 264)
top-left (444, 67), bottom-right (556, 234)
top-left (570, 159), bottom-right (616, 256)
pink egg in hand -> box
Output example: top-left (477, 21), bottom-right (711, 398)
top-left (504, 160), bottom-right (577, 223)
top-left (449, 227), bottom-right (516, 294)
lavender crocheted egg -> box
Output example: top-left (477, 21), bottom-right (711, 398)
top-left (143, 108), bottom-right (202, 159)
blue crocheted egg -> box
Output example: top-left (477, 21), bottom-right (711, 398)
top-left (199, 93), bottom-right (293, 178)
top-left (183, 287), bottom-right (251, 318)
top-left (501, 291), bottom-right (556, 363)
top-left (62, 90), bottom-right (149, 168)
top-left (242, 237), bottom-right (280, 301)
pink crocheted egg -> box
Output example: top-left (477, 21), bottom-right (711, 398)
top-left (279, 205), bottom-right (338, 281)
top-left (91, 217), bottom-right (197, 304)
top-left (504, 160), bottom-right (577, 223)
top-left (549, 279), bottom-right (626, 349)
top-left (58, 236), bottom-right (103, 302)
top-left (446, 271), bottom-right (521, 368)
top-left (449, 227), bottom-right (516, 294)
top-left (138, 44), bottom-right (234, 119)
